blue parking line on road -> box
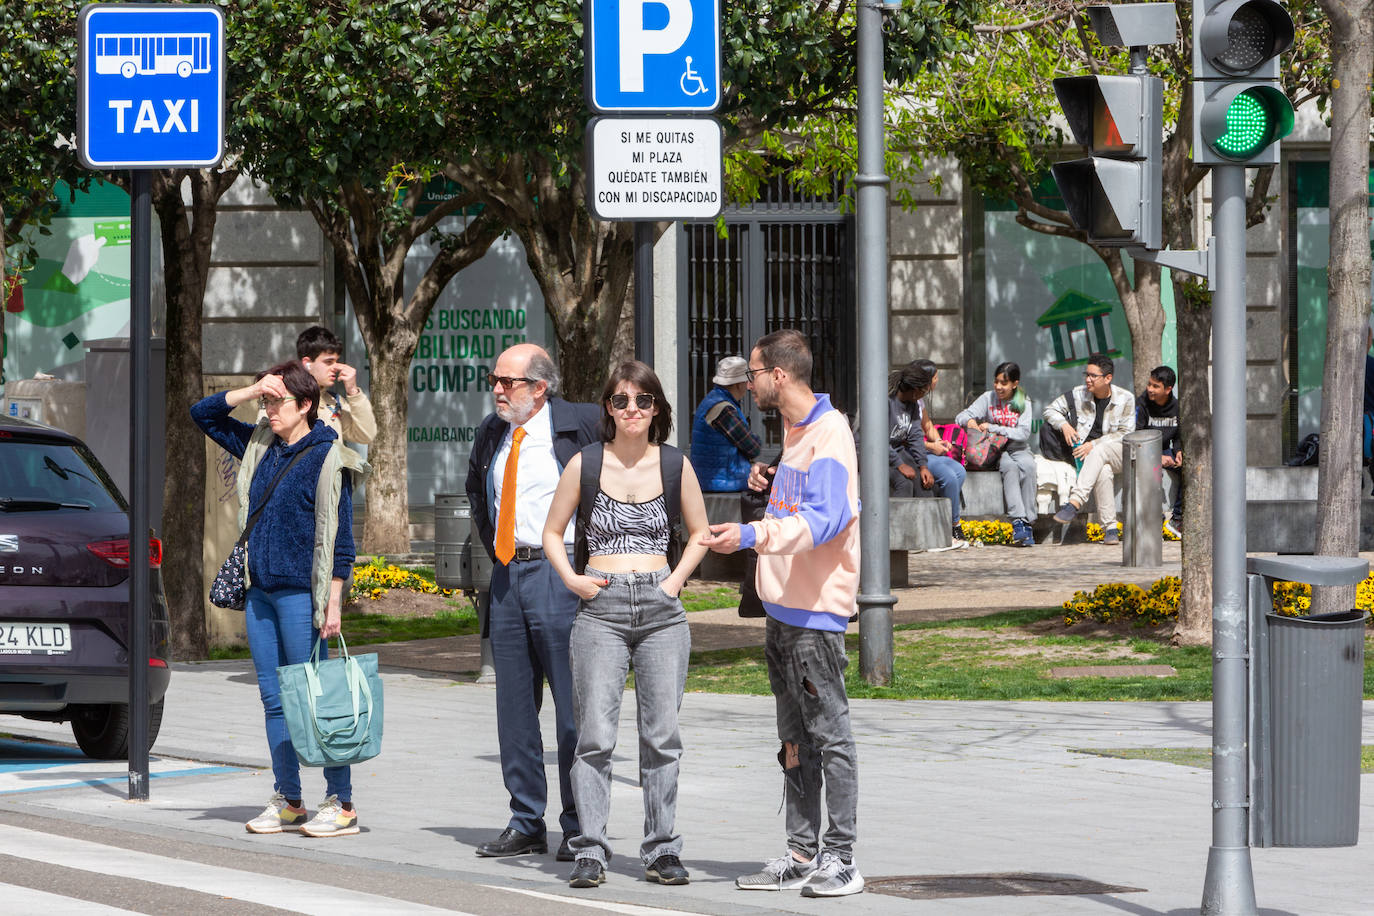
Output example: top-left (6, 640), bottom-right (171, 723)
top-left (0, 765), bottom-right (244, 794)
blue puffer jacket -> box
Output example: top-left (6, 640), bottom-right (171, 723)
top-left (691, 386), bottom-right (751, 492)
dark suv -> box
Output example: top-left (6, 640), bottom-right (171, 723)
top-left (0, 414), bottom-right (170, 758)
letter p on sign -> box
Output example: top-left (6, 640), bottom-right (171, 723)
top-left (619, 0), bottom-right (692, 93)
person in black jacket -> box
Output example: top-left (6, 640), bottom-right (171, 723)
top-left (465, 344), bottom-right (601, 862)
top-left (1136, 365), bottom-right (1182, 537)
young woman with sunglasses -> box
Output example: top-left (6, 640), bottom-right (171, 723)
top-left (542, 361), bottom-right (710, 889)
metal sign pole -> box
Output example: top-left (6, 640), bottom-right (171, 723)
top-left (128, 168), bottom-right (152, 801)
top-left (1200, 162), bottom-right (1256, 915)
top-left (855, 0), bottom-right (894, 683)
top-left (635, 221), bottom-right (654, 366)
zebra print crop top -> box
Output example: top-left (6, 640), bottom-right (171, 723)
top-left (585, 490), bottom-right (670, 557)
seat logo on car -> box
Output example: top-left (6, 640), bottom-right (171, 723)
top-left (0, 535), bottom-right (17, 553)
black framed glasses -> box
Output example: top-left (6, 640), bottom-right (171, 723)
top-left (1083, 371), bottom-right (1106, 381)
top-left (609, 392), bottom-right (655, 410)
top-left (745, 366), bottom-right (776, 382)
top-left (486, 373), bottom-right (535, 389)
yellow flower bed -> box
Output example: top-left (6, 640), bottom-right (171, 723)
top-left (1063, 574), bottom-right (1374, 626)
top-left (957, 519), bottom-right (1014, 545)
top-left (349, 558), bottom-right (456, 602)
top-left (1086, 521), bottom-right (1180, 542)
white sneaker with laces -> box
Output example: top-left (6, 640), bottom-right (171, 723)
top-left (736, 852), bottom-right (819, 890)
top-left (245, 792), bottom-right (306, 834)
top-left (800, 849), bottom-right (864, 897)
top-left (300, 794), bottom-right (358, 837)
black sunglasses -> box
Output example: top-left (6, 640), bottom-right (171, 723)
top-left (487, 373), bottom-right (535, 389)
top-left (609, 393), bottom-right (655, 410)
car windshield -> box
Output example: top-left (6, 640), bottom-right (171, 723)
top-left (1, 441), bottom-right (126, 512)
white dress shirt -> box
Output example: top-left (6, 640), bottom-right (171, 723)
top-left (492, 402), bottom-right (575, 547)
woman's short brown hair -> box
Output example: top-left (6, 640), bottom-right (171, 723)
top-left (256, 360), bottom-right (320, 427)
top-left (599, 360), bottom-right (672, 444)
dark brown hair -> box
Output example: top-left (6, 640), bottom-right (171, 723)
top-left (256, 360), bottom-right (320, 427)
top-left (599, 360), bottom-right (672, 444)
top-left (755, 328), bottom-right (812, 384)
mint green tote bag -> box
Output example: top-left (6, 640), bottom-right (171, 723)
top-left (277, 636), bottom-right (384, 767)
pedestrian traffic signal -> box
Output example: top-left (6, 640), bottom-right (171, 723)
top-left (1192, 0), bottom-right (1294, 165)
top-left (1051, 74), bottom-right (1164, 250)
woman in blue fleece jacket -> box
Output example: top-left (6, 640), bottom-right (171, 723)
top-left (192, 360), bottom-right (363, 839)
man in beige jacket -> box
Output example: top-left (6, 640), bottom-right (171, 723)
top-left (297, 326), bottom-right (376, 446)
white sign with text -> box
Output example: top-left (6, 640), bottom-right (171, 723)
top-left (587, 117), bottom-right (722, 221)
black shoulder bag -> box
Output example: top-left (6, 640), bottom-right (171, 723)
top-left (209, 446), bottom-right (312, 610)
top-left (573, 442), bottom-right (684, 575)
top-left (1037, 389), bottom-right (1079, 463)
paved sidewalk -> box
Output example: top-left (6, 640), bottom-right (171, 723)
top-left (4, 651), bottom-right (1374, 914)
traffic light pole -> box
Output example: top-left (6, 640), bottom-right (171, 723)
top-left (1200, 163), bottom-right (1257, 916)
top-left (855, 0), bottom-right (895, 684)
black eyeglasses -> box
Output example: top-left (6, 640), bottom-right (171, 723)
top-left (486, 373), bottom-right (535, 389)
top-left (609, 393), bottom-right (655, 410)
top-left (1083, 371), bottom-right (1106, 380)
top-left (745, 366), bottom-right (776, 382)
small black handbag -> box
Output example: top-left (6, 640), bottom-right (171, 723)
top-left (210, 446), bottom-right (312, 610)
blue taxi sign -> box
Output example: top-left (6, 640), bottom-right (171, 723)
top-left (78, 4), bottom-right (225, 169)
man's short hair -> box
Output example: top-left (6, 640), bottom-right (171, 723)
top-left (1087, 353), bottom-right (1114, 377)
top-left (526, 350), bottom-right (561, 398)
top-left (1150, 365), bottom-right (1176, 389)
top-left (755, 329), bottom-right (812, 385)
top-left (297, 325), bottom-right (343, 360)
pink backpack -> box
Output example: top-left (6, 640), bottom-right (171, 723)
top-left (932, 423), bottom-right (967, 464)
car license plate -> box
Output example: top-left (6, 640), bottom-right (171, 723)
top-left (0, 623), bottom-right (72, 655)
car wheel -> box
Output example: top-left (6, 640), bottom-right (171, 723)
top-left (70, 699), bottom-right (165, 760)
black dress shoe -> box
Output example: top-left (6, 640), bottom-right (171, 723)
top-left (475, 827), bottom-right (548, 857)
top-left (556, 834), bottom-right (579, 862)
top-left (569, 858), bottom-right (605, 888)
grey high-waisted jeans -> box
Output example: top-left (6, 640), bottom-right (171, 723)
top-left (569, 565), bottom-right (691, 866)
top-left (765, 615), bottom-right (859, 861)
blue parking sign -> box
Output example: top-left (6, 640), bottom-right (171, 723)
top-left (78, 4), bottom-right (225, 169)
top-left (586, 0), bottom-right (720, 112)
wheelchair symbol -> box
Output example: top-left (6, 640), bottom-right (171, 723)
top-left (680, 56), bottom-right (707, 96)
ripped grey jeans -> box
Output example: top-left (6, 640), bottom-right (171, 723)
top-left (764, 615), bottom-right (859, 862)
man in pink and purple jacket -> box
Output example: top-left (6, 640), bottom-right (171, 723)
top-left (702, 328), bottom-right (864, 898)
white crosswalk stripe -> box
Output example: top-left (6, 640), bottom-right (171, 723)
top-left (0, 883), bottom-right (140, 915)
top-left (0, 825), bottom-right (475, 915)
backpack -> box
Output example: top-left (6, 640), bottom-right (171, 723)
top-left (932, 423), bottom-right (968, 464)
top-left (1038, 389), bottom-right (1079, 463)
top-left (573, 441), bottom-right (684, 574)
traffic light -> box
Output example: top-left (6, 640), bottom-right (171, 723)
top-left (1193, 0), bottom-right (1294, 165)
top-left (1051, 74), bottom-right (1164, 250)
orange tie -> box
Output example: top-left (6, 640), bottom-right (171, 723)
top-left (494, 426), bottom-right (526, 565)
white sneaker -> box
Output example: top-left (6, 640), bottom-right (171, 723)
top-left (800, 850), bottom-right (864, 897)
top-left (245, 792), bottom-right (306, 834)
top-left (1164, 519), bottom-right (1182, 540)
top-left (737, 852), bottom-right (819, 890)
top-left (300, 794), bottom-right (358, 837)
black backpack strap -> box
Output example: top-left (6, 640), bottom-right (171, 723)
top-left (659, 444), bottom-right (685, 569)
top-left (1064, 388), bottom-right (1078, 428)
top-left (573, 442), bottom-right (604, 575)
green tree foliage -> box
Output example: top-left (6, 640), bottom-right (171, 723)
top-left (440, 0), bottom-right (979, 398)
top-left (232, 1), bottom-right (504, 555)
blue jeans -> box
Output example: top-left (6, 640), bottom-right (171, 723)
top-left (244, 586), bottom-right (350, 803)
top-left (927, 454), bottom-right (966, 527)
top-left (488, 552), bottom-right (580, 838)
top-left (570, 566), bottom-right (690, 866)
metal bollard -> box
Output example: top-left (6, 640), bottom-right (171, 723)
top-left (1121, 429), bottom-right (1163, 567)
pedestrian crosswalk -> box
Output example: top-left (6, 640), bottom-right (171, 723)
top-left (0, 824), bottom-right (474, 915)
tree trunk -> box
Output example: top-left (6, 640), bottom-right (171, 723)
top-left (360, 333), bottom-right (416, 556)
top-left (1173, 277), bottom-right (1215, 645)
top-left (1312, 0), bottom-right (1374, 612)
top-left (151, 168), bottom-right (238, 660)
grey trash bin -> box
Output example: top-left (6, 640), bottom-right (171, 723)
top-left (434, 494), bottom-right (493, 592)
top-left (1267, 609), bottom-right (1367, 847)
top-left (1248, 555), bottom-right (1369, 848)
